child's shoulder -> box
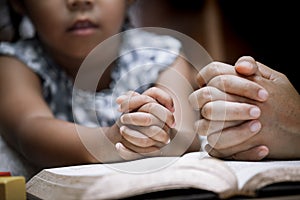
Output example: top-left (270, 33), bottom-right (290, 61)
top-left (0, 37), bottom-right (67, 89)
top-left (0, 38), bottom-right (42, 64)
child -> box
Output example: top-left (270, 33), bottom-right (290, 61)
top-left (0, 0), bottom-right (199, 180)
top-left (189, 56), bottom-right (300, 160)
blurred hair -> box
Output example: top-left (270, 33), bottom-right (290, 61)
top-left (0, 0), bottom-right (21, 41)
top-left (0, 0), bottom-right (23, 41)
top-left (167, 0), bottom-right (205, 12)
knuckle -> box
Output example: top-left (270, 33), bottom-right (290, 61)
top-left (217, 76), bottom-right (229, 88)
top-left (243, 81), bottom-right (253, 90)
top-left (143, 114), bottom-right (153, 126)
top-left (200, 87), bottom-right (213, 101)
top-left (196, 73), bottom-right (204, 83)
top-left (120, 114), bottom-right (128, 124)
top-left (147, 86), bottom-right (159, 94)
top-left (201, 103), bottom-right (212, 119)
top-left (160, 131), bottom-right (170, 144)
top-left (147, 102), bottom-right (157, 113)
top-left (209, 62), bottom-right (221, 73)
top-left (149, 126), bottom-right (169, 144)
top-left (140, 95), bottom-right (152, 103)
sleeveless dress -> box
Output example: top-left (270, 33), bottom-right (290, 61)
top-left (0, 29), bottom-right (182, 180)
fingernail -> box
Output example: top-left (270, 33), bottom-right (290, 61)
top-left (236, 61), bottom-right (252, 70)
top-left (250, 107), bottom-right (261, 118)
top-left (258, 149), bottom-right (268, 158)
top-left (250, 121), bottom-right (261, 132)
top-left (120, 116), bottom-right (125, 123)
top-left (120, 126), bottom-right (126, 132)
top-left (115, 142), bottom-right (121, 150)
top-left (116, 95), bottom-right (126, 103)
top-left (165, 139), bottom-right (171, 144)
top-left (115, 97), bottom-right (122, 104)
top-left (258, 89), bottom-right (269, 101)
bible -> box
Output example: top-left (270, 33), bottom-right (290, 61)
top-left (26, 152), bottom-right (300, 199)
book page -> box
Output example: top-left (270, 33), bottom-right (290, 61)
top-left (83, 156), bottom-right (238, 199)
top-left (35, 151), bottom-right (216, 176)
top-left (225, 160), bottom-right (300, 196)
top-left (27, 153), bottom-right (239, 200)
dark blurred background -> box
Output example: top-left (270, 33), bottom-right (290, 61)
top-left (130, 0), bottom-right (300, 92)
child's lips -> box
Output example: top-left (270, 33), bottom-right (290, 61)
top-left (67, 20), bottom-right (99, 36)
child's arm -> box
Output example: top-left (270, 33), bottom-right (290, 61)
top-left (0, 56), bottom-right (124, 168)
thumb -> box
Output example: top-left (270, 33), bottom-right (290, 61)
top-left (235, 56), bottom-right (259, 76)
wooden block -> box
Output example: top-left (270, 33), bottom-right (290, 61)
top-left (0, 176), bottom-right (26, 200)
top-left (0, 172), bottom-right (11, 176)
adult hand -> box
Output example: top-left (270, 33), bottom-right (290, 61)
top-left (190, 56), bottom-right (300, 160)
top-left (189, 57), bottom-right (269, 160)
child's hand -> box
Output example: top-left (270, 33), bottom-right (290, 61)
top-left (115, 87), bottom-right (175, 160)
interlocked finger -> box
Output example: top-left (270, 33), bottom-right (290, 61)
top-left (120, 126), bottom-right (161, 147)
top-left (115, 142), bottom-right (144, 161)
top-left (189, 86), bottom-right (249, 111)
top-left (208, 75), bottom-right (268, 102)
top-left (197, 62), bottom-right (237, 87)
top-left (205, 143), bottom-right (268, 161)
top-left (206, 120), bottom-right (261, 150)
top-left (120, 112), bottom-right (164, 128)
top-left (143, 87), bottom-right (174, 112)
top-left (128, 125), bottom-right (170, 145)
top-left (194, 119), bottom-right (243, 136)
top-left (227, 145), bottom-right (269, 161)
top-left (201, 101), bottom-right (261, 121)
top-left (120, 139), bottom-right (161, 155)
top-left (117, 94), bottom-right (156, 113)
top-left (138, 102), bottom-right (175, 128)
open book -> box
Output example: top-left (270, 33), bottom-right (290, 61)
top-left (26, 152), bottom-right (300, 200)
